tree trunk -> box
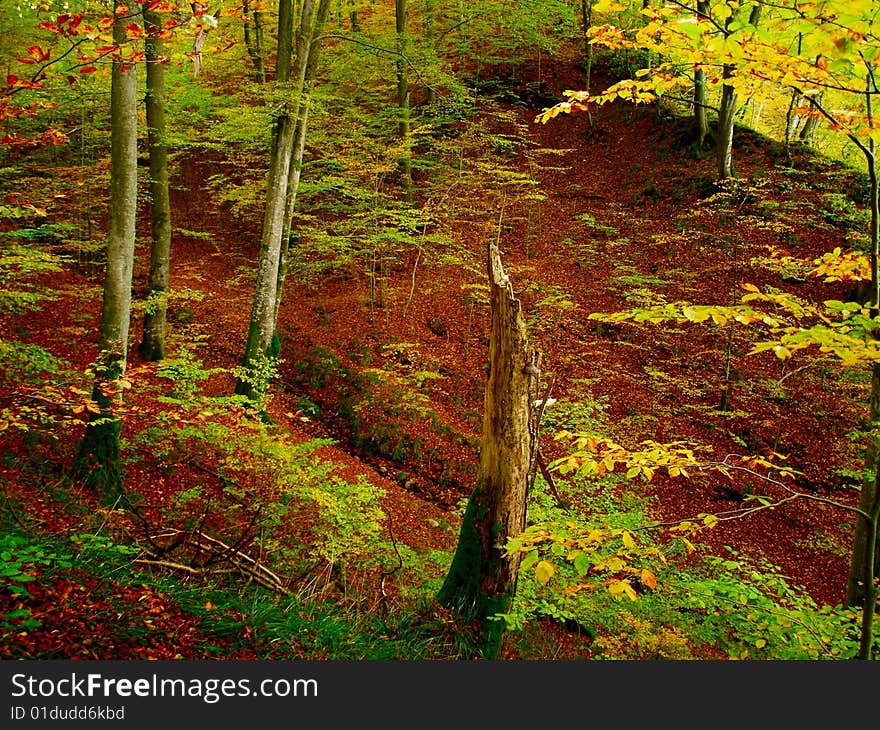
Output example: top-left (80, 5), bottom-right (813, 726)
top-left (799, 92), bottom-right (823, 147)
top-left (437, 240), bottom-right (536, 659)
top-left (139, 2), bottom-right (171, 362)
top-left (424, 0), bottom-right (435, 104)
top-left (846, 144), bottom-right (880, 612)
top-left (396, 0), bottom-right (414, 204)
top-left (716, 70), bottom-right (737, 179)
top-left (234, 111), bottom-right (296, 401)
top-left (73, 1), bottom-right (138, 500)
top-left (276, 0), bottom-right (294, 83)
top-left (275, 0), bottom-right (332, 329)
top-left (581, 0), bottom-right (593, 93)
top-left (243, 0), bottom-right (266, 82)
top-left (235, 0), bottom-right (331, 401)
top-left (692, 0), bottom-right (709, 147)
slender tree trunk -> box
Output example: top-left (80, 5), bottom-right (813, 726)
top-left (235, 0), bottom-right (331, 401)
top-left (424, 0), bottom-right (435, 104)
top-left (139, 2), bottom-right (171, 362)
top-left (799, 92), bottom-right (823, 146)
top-left (275, 0), bottom-right (332, 328)
top-left (396, 0), bottom-right (414, 204)
top-left (235, 111), bottom-right (296, 401)
top-left (350, 0), bottom-right (361, 32)
top-left (847, 102), bottom-right (880, 609)
top-left (715, 4), bottom-right (760, 179)
top-left (692, 0), bottom-right (710, 147)
top-left (581, 0), bottom-right (593, 93)
top-left (276, 0), bottom-right (294, 83)
top-left (716, 74), bottom-right (737, 179)
top-left (438, 240), bottom-right (536, 659)
top-left (243, 0), bottom-right (266, 82)
top-left (274, 106), bottom-right (310, 329)
top-left (73, 2), bottom-right (138, 500)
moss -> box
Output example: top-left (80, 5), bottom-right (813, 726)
top-left (436, 488), bottom-right (515, 659)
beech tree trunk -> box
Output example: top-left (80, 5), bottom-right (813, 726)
top-left (235, 0), bottom-right (331, 402)
top-left (243, 0), bottom-right (266, 82)
top-left (847, 133), bottom-right (880, 618)
top-left (716, 70), bottom-right (737, 179)
top-left (715, 4), bottom-right (760, 179)
top-left (437, 240), bottom-right (536, 659)
top-left (235, 111), bottom-right (296, 399)
top-left (276, 0), bottom-right (332, 333)
top-left (396, 0), bottom-right (414, 203)
top-left (693, 1), bottom-right (709, 147)
top-left (276, 0), bottom-right (294, 83)
top-left (581, 0), bottom-right (593, 93)
top-left (799, 92), bottom-right (823, 146)
top-left (139, 2), bottom-right (171, 362)
top-left (73, 2), bottom-right (138, 500)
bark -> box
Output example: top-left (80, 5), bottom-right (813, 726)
top-left (846, 118), bottom-right (880, 611)
top-left (716, 76), bottom-right (737, 179)
top-left (243, 0), bottom-right (266, 82)
top-left (276, 0), bottom-right (294, 83)
top-left (437, 241), bottom-right (536, 659)
top-left (396, 0), bottom-right (414, 204)
top-left (715, 4), bottom-right (760, 179)
top-left (139, 2), bottom-right (171, 362)
top-left (581, 0), bottom-right (593, 93)
top-left (693, 1), bottom-right (709, 147)
top-left (73, 2), bottom-right (138, 500)
top-left (799, 92), bottom-right (823, 146)
top-left (424, 0), bottom-right (435, 104)
top-left (235, 0), bottom-right (331, 401)
top-left (275, 0), bottom-right (332, 327)
top-left (234, 111), bottom-right (297, 401)
top-left (350, 0), bottom-right (361, 32)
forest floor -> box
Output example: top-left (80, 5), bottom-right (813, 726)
top-left (0, 54), bottom-right (870, 660)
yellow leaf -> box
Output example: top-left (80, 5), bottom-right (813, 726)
top-left (773, 345), bottom-right (791, 359)
top-left (535, 560), bottom-right (555, 584)
top-left (622, 531), bottom-right (636, 549)
top-left (641, 569), bottom-right (657, 590)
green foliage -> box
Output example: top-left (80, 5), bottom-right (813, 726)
top-left (673, 551), bottom-right (866, 660)
top-left (0, 339), bottom-right (68, 385)
top-left (135, 286), bottom-right (206, 318)
top-left (0, 533), bottom-right (72, 630)
top-left (818, 192), bottom-right (871, 235)
top-left (231, 351), bottom-right (282, 415)
top-left (501, 473), bottom-right (871, 659)
top-left (130, 407), bottom-right (385, 571)
top-left (156, 346), bottom-right (224, 402)
top-left (0, 242), bottom-right (64, 314)
top-left (539, 396), bottom-right (610, 435)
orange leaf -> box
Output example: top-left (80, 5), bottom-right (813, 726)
top-left (640, 569), bottom-right (658, 590)
top-left (27, 45), bottom-right (50, 62)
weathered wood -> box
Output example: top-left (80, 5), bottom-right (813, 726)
top-left (438, 240), bottom-right (535, 659)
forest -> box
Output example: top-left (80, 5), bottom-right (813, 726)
top-left (1, 0), bottom-right (879, 662)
